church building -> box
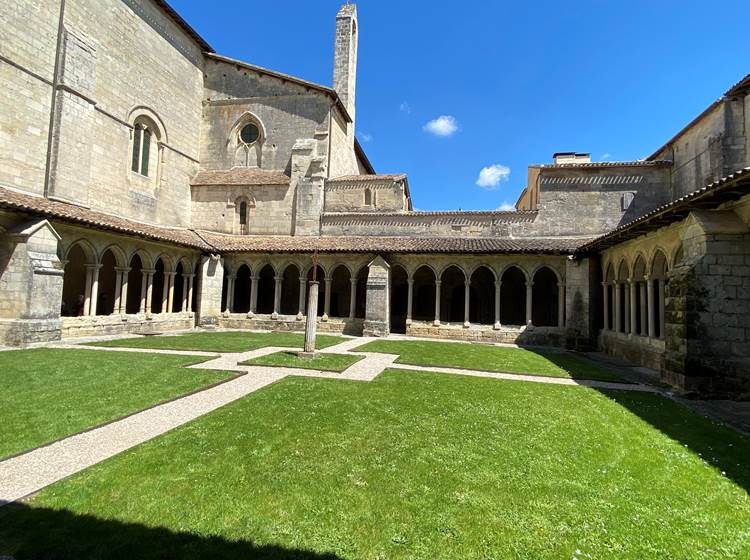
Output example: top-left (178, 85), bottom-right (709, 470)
top-left (1, 1), bottom-right (749, 398)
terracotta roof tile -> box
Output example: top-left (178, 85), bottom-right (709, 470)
top-left (0, 186), bottom-right (210, 250)
top-left (534, 160), bottom-right (672, 169)
top-left (327, 174), bottom-right (407, 183)
top-left (191, 169), bottom-right (291, 186)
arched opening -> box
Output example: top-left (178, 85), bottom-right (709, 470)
top-left (364, 188), bottom-right (373, 206)
top-left (390, 265), bottom-right (408, 333)
top-left (440, 266), bottom-right (465, 323)
top-left (61, 244), bottom-right (89, 317)
top-left (257, 265), bottom-right (275, 315)
top-left (632, 256), bottom-right (647, 336)
top-left (652, 251), bottom-right (668, 339)
top-left (126, 254), bottom-right (144, 314)
top-left (280, 264), bottom-right (300, 315)
top-left (412, 266), bottom-right (436, 321)
top-left (532, 267), bottom-right (559, 327)
top-left (151, 259), bottom-right (166, 313)
top-left (234, 264), bottom-right (252, 313)
top-left (131, 116), bottom-right (160, 177)
top-left (306, 267), bottom-right (325, 317)
top-left (469, 266), bottom-right (495, 325)
top-left (354, 266), bottom-right (368, 319)
top-left (617, 260), bottom-right (629, 333)
top-left (500, 266), bottom-right (526, 325)
top-left (97, 250), bottom-right (118, 316)
top-left (173, 262), bottom-right (185, 313)
top-left (604, 264), bottom-right (615, 331)
top-left (238, 200), bottom-right (248, 235)
top-left (329, 265), bottom-right (352, 318)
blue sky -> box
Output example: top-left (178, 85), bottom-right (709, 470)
top-left (171, 0), bottom-right (750, 211)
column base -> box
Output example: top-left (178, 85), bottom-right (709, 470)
top-left (463, 321), bottom-right (470, 328)
top-left (322, 313), bottom-right (329, 322)
top-left (271, 312), bottom-right (279, 320)
top-left (433, 320), bottom-right (441, 327)
top-left (296, 312), bottom-right (303, 321)
top-left (493, 322), bottom-right (501, 330)
top-left (222, 310), bottom-right (229, 317)
top-left (405, 318), bottom-right (412, 326)
top-left (247, 311), bottom-right (254, 319)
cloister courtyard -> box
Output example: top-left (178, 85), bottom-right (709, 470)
top-left (1, 330), bottom-right (749, 559)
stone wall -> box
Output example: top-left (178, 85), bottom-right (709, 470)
top-left (328, 109), bottom-right (358, 178)
top-left (406, 322), bottom-right (566, 347)
top-left (60, 312), bottom-right (193, 339)
top-left (218, 315), bottom-right (364, 336)
top-left (324, 177), bottom-right (407, 212)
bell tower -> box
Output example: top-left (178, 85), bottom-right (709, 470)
top-left (333, 3), bottom-right (358, 125)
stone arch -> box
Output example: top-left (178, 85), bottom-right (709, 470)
top-left (354, 266), bottom-right (369, 319)
top-left (126, 252), bottom-right (145, 314)
top-left (440, 265), bottom-right (466, 324)
top-left (234, 263), bottom-right (252, 313)
top-left (412, 265), bottom-right (436, 322)
top-left (531, 266), bottom-right (559, 327)
top-left (603, 262), bottom-right (615, 330)
top-left (651, 249), bottom-right (669, 278)
top-left (128, 107), bottom-right (166, 180)
top-left (257, 264), bottom-right (276, 315)
top-left (235, 195), bottom-right (255, 235)
top-left (631, 255), bottom-right (648, 336)
top-left (96, 248), bottom-right (119, 315)
top-left (329, 264), bottom-right (352, 318)
top-left (230, 111), bottom-right (266, 168)
top-left (469, 265), bottom-right (495, 325)
top-left (280, 263), bottom-right (301, 315)
top-left (61, 243), bottom-right (92, 317)
top-left (390, 264), bottom-right (409, 333)
top-left (530, 263), bottom-right (562, 284)
top-left (673, 244), bottom-right (685, 268)
top-left (127, 106), bottom-right (168, 143)
top-left (63, 238), bottom-right (96, 264)
top-left (616, 258), bottom-right (630, 282)
top-left (500, 266), bottom-right (526, 325)
top-left (98, 244), bottom-right (127, 268)
top-left (306, 265), bottom-right (326, 317)
top-left (468, 262), bottom-right (498, 282)
top-left (151, 257), bottom-right (167, 313)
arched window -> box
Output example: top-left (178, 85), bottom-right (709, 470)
top-left (233, 115), bottom-right (264, 168)
top-left (131, 120), bottom-right (153, 176)
top-left (364, 188), bottom-right (373, 206)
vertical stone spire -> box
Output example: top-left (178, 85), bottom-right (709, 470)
top-left (333, 3), bottom-right (358, 124)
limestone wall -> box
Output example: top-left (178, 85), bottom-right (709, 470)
top-left (328, 109), bottom-right (358, 178)
top-left (324, 177), bottom-right (407, 213)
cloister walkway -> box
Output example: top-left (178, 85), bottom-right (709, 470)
top-left (0, 336), bottom-right (657, 506)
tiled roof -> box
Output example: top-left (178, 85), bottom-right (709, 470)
top-left (533, 160), bottom-right (672, 169)
top-left (196, 231), bottom-right (590, 254)
top-left (327, 174), bottom-right (407, 183)
top-left (191, 169), bottom-right (291, 186)
top-left (577, 166), bottom-right (750, 254)
top-left (322, 210), bottom-right (536, 223)
top-left (0, 186), bottom-right (210, 250)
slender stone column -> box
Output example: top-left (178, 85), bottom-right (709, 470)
top-left (83, 266), bottom-right (93, 316)
top-left (249, 274), bottom-right (258, 316)
top-left (406, 277), bottom-right (414, 325)
top-left (494, 280), bottom-right (501, 329)
top-left (87, 264), bottom-right (101, 316)
top-left (322, 277), bottom-right (332, 321)
top-left (272, 275), bottom-right (281, 319)
top-left (639, 281), bottom-right (647, 335)
top-left (297, 277), bottom-right (306, 319)
top-left (623, 285), bottom-right (630, 334)
top-left (144, 270), bottom-right (155, 315)
top-left (558, 283), bottom-right (565, 327)
top-left (165, 272), bottom-right (176, 313)
top-left (433, 280), bottom-right (441, 326)
top-left (186, 274), bottom-right (195, 316)
top-left (525, 281), bottom-right (533, 326)
top-left (629, 278), bottom-right (637, 335)
top-left (658, 278), bottom-right (666, 338)
top-left (463, 280), bottom-right (471, 327)
top-left (349, 277), bottom-right (357, 320)
top-left (303, 281), bottom-right (319, 355)
top-left (113, 268), bottom-right (123, 315)
top-left (614, 282), bottom-right (621, 333)
top-left (181, 275), bottom-right (189, 312)
top-left (602, 282), bottom-right (610, 331)
top-left (646, 276), bottom-right (655, 338)
top-left (116, 267), bottom-right (130, 315)
top-left (139, 270), bottom-right (148, 313)
top-left (225, 274), bottom-right (236, 314)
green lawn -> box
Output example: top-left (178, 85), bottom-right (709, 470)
top-left (354, 339), bottom-right (623, 382)
top-left (241, 351), bottom-right (363, 372)
top-left (89, 331), bottom-right (348, 353)
top-left (2, 370), bottom-right (748, 559)
top-left (0, 348), bottom-right (233, 459)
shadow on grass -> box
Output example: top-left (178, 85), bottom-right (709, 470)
top-left (0, 503), bottom-right (343, 560)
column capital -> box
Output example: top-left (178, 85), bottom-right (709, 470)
top-left (250, 275), bottom-right (259, 281)
top-left (274, 275), bottom-right (282, 282)
top-left (525, 280), bottom-right (534, 287)
top-left (85, 263), bottom-right (103, 271)
top-left (185, 273), bottom-right (196, 280)
top-left (115, 267), bottom-right (131, 273)
top-left (644, 274), bottom-right (651, 281)
top-left (435, 280), bottom-right (442, 287)
top-left (407, 278), bottom-right (414, 286)
top-left (165, 271), bottom-right (177, 278)
top-left (464, 280), bottom-right (471, 287)
top-left (494, 280), bottom-right (502, 287)
top-left (228, 274), bottom-right (237, 280)
top-left (142, 268), bottom-right (156, 275)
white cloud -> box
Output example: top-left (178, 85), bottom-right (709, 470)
top-left (602, 153), bottom-right (611, 160)
top-left (476, 164), bottom-right (511, 189)
top-left (423, 115), bottom-right (458, 137)
top-left (359, 132), bottom-right (373, 143)
top-left (399, 101), bottom-right (411, 114)
top-left (496, 201), bottom-right (515, 211)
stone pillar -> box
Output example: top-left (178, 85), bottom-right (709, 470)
top-left (602, 282), bottom-right (609, 331)
top-left (525, 281), bottom-right (533, 326)
top-left (272, 275), bottom-right (281, 319)
top-left (322, 277), bottom-right (332, 321)
top-left (225, 274), bottom-right (236, 314)
top-left (406, 277), bottom-right (414, 325)
top-left (166, 272), bottom-right (176, 313)
top-left (249, 274), bottom-right (259, 316)
top-left (186, 274), bottom-right (195, 317)
top-left (87, 264), bottom-right (101, 316)
top-left (197, 255), bottom-right (224, 327)
top-left (113, 267), bottom-right (123, 315)
top-left (629, 279), bottom-right (637, 335)
top-left (433, 280), bottom-right (441, 326)
top-left (494, 280), bottom-right (501, 329)
top-left (623, 284), bottom-right (630, 334)
top-left (118, 269), bottom-right (129, 315)
top-left (83, 265), bottom-right (93, 316)
top-left (639, 282), bottom-right (647, 335)
top-left (181, 274), bottom-right (189, 312)
top-left (463, 280), bottom-right (471, 328)
top-left (297, 277), bottom-right (306, 319)
top-left (658, 278), bottom-right (666, 339)
top-left (363, 256), bottom-right (390, 337)
top-left (558, 283), bottom-right (565, 327)
top-left (139, 269), bottom-right (149, 313)
top-left (349, 277), bottom-right (357, 320)
top-left (614, 282), bottom-right (621, 333)
top-left (646, 277), bottom-right (655, 338)
top-left (302, 281), bottom-right (319, 354)
top-left (144, 269), bottom-right (155, 316)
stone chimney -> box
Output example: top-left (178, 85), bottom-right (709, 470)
top-left (333, 3), bottom-right (358, 124)
top-left (553, 152), bottom-right (591, 165)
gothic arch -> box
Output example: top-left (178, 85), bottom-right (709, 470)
top-left (127, 106), bottom-right (168, 143)
top-left (62, 238), bottom-right (96, 264)
top-left (98, 244), bottom-right (127, 268)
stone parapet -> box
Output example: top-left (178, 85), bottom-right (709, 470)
top-left (60, 313), bottom-right (193, 339)
top-left (218, 315), bottom-right (364, 336)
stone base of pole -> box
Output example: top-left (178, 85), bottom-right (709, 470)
top-left (297, 351), bottom-right (318, 359)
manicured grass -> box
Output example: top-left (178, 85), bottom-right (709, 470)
top-left (2, 370), bottom-right (749, 559)
top-left (90, 331), bottom-right (348, 353)
top-left (241, 351), bottom-right (363, 372)
top-left (353, 339), bottom-right (623, 382)
top-left (0, 348), bottom-right (232, 459)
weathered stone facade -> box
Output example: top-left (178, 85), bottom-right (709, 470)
top-left (1, 0), bottom-right (749, 398)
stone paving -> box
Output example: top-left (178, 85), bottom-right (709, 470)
top-left (0, 335), bottom-right (657, 505)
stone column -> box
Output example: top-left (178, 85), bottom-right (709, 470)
top-left (623, 284), bottom-right (630, 334)
top-left (463, 280), bottom-right (471, 328)
top-left (646, 276), bottom-right (655, 338)
top-left (525, 281), bottom-right (533, 326)
top-left (322, 277), bottom-right (332, 321)
top-left (349, 277), bottom-right (357, 320)
top-left (602, 282), bottom-right (609, 331)
top-left (629, 278), bottom-right (637, 335)
top-left (83, 265), bottom-right (93, 316)
top-left (406, 277), bottom-right (414, 325)
top-left (249, 274), bottom-right (258, 316)
top-left (225, 274), bottom-right (236, 314)
top-left (614, 282), bottom-right (621, 333)
top-left (113, 268), bottom-right (123, 315)
top-left (658, 278), bottom-right (666, 339)
top-left (272, 275), bottom-right (281, 319)
top-left (139, 270), bottom-right (149, 313)
top-left (196, 255), bottom-right (223, 327)
top-left (165, 272), bottom-right (176, 313)
top-left (297, 276), bottom-right (306, 319)
top-left (116, 267), bottom-right (129, 315)
top-left (433, 280), bottom-right (441, 326)
top-left (87, 264), bottom-right (101, 316)
top-left (186, 274), bottom-right (195, 317)
top-left (144, 269), bottom-right (155, 316)
top-left (494, 280), bottom-right (501, 329)
top-left (639, 281), bottom-right (647, 335)
top-left (303, 281), bottom-right (319, 354)
top-left (363, 256), bottom-right (391, 337)
top-left (181, 275), bottom-right (189, 312)
top-left (558, 283), bottom-right (565, 327)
